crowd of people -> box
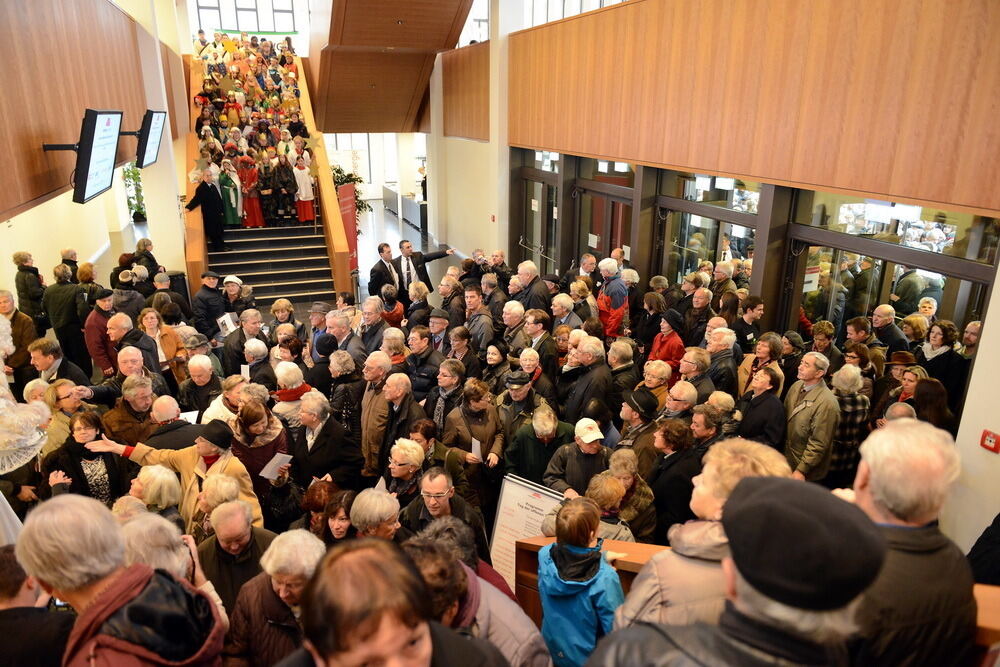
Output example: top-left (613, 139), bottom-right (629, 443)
top-left (0, 222), bottom-right (993, 665)
top-left (185, 32), bottom-right (316, 252)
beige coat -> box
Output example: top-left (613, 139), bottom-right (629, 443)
top-left (128, 443), bottom-right (262, 531)
top-left (783, 379), bottom-right (841, 480)
top-left (614, 520), bottom-right (728, 630)
top-left (736, 354), bottom-right (784, 397)
top-left (360, 380), bottom-right (389, 477)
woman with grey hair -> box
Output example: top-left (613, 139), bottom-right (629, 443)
top-left (350, 488), bottom-right (402, 540)
top-left (329, 350), bottom-right (366, 446)
top-left (122, 512), bottom-right (229, 630)
top-left (22, 378), bottom-right (50, 403)
top-left (825, 364), bottom-right (871, 490)
top-left (226, 529), bottom-right (326, 665)
top-left (272, 361), bottom-right (312, 429)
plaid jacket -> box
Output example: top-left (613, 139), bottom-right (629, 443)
top-left (829, 391), bottom-right (871, 473)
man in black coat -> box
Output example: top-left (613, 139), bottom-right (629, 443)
top-left (562, 337), bottom-right (614, 423)
top-left (0, 544), bottom-right (75, 666)
top-left (222, 309), bottom-right (269, 376)
top-left (872, 304), bottom-right (909, 355)
top-left (107, 313), bottom-right (159, 376)
top-left (192, 271), bottom-right (227, 340)
top-left (368, 242), bottom-right (401, 299)
top-left (405, 326), bottom-right (444, 403)
top-left (378, 374), bottom-right (427, 479)
top-left (392, 239), bottom-right (454, 299)
top-left (706, 328), bottom-right (739, 398)
top-left (559, 253), bottom-right (602, 294)
top-left (524, 309), bottom-right (559, 381)
top-left (26, 338), bottom-right (90, 386)
top-left (145, 396), bottom-right (203, 450)
top-left (289, 392), bottom-right (364, 490)
top-left (184, 169), bottom-right (228, 252)
top-left (514, 261), bottom-right (552, 312)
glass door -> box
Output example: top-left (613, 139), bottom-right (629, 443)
top-left (521, 179), bottom-right (558, 275)
top-left (654, 209), bottom-right (756, 285)
top-left (576, 190), bottom-right (632, 260)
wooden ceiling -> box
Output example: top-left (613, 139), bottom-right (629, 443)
top-left (308, 0), bottom-right (473, 133)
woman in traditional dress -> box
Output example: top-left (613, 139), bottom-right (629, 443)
top-left (219, 159), bottom-right (243, 227)
top-left (238, 156), bottom-right (264, 228)
top-left (293, 156), bottom-right (315, 224)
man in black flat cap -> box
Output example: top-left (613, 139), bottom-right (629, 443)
top-left (616, 389), bottom-right (659, 478)
top-left (589, 476), bottom-right (887, 666)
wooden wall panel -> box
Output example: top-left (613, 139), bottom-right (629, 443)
top-left (508, 0), bottom-right (1000, 214)
top-left (443, 41), bottom-right (490, 140)
top-left (0, 0), bottom-right (147, 220)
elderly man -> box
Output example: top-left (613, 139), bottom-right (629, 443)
top-left (106, 312), bottom-right (159, 374)
top-left (464, 284), bottom-right (494, 352)
top-left (890, 264), bottom-right (924, 315)
top-left (192, 271), bottom-right (226, 340)
top-left (145, 395), bottom-right (204, 450)
top-left (682, 287), bottom-right (716, 347)
top-left (840, 420), bottom-right (977, 665)
top-left (185, 168), bottom-right (227, 252)
top-left (359, 296), bottom-right (387, 355)
top-left (286, 391), bottom-right (363, 490)
top-left (617, 390), bottom-right (660, 478)
top-left (882, 401), bottom-right (917, 424)
top-left (502, 300), bottom-right (530, 366)
top-left (177, 354), bottom-right (222, 418)
top-left (592, 477), bottom-right (886, 664)
top-left (27, 338), bottom-right (89, 385)
top-left (871, 304), bottom-right (908, 354)
top-left (42, 263), bottom-right (91, 377)
top-left (243, 338), bottom-right (276, 391)
top-left (706, 327), bottom-right (739, 397)
top-left (663, 380), bottom-right (697, 422)
top-left (305, 301), bottom-right (331, 362)
top-left (326, 310), bottom-right (367, 369)
top-left (74, 346), bottom-right (170, 407)
top-left (551, 292), bottom-right (583, 330)
top-left (197, 500), bottom-right (277, 612)
top-left (560, 252), bottom-right (602, 293)
top-left (380, 373), bottom-right (426, 478)
top-left (145, 272), bottom-right (193, 319)
top-left (709, 261), bottom-right (737, 311)
top-left (562, 336), bottom-right (613, 423)
top-left (504, 405), bottom-right (574, 485)
top-left (101, 374), bottom-right (156, 446)
top-left (496, 370), bottom-right (549, 445)
top-left (514, 260), bottom-right (552, 311)
top-left (679, 347), bottom-right (715, 404)
top-left (544, 418), bottom-right (612, 498)
top-left (406, 326), bottom-right (444, 403)
top-left (597, 257), bottom-right (629, 337)
top-left (425, 307), bottom-right (450, 355)
top-left (690, 404), bottom-right (723, 453)
top-left (360, 351), bottom-right (392, 484)
top-left (784, 351), bottom-right (840, 482)
top-left (608, 340), bottom-right (640, 419)
top-left (0, 288), bottom-right (38, 395)
top-left (83, 288), bottom-right (116, 378)
top-left (226, 530), bottom-right (326, 666)
top-left (222, 308), bottom-right (269, 376)
top-left (15, 495), bottom-right (225, 664)
top-left (400, 467), bottom-right (491, 562)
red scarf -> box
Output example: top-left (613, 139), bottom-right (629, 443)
top-left (202, 454), bottom-right (221, 469)
top-left (274, 382), bottom-right (313, 403)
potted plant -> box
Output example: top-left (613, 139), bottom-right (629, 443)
top-left (123, 162), bottom-right (147, 222)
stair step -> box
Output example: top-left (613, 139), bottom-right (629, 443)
top-left (252, 278), bottom-right (334, 295)
top-left (223, 234), bottom-right (327, 250)
top-left (224, 266), bottom-right (333, 282)
top-left (223, 224), bottom-right (322, 239)
top-left (208, 244), bottom-right (328, 261)
top-left (256, 290), bottom-right (338, 309)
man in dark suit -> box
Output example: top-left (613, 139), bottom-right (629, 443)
top-left (184, 169), bottom-right (228, 252)
top-left (288, 392), bottom-right (364, 490)
top-left (392, 239), bottom-right (454, 303)
top-left (562, 335), bottom-right (613, 423)
top-left (559, 253), bottom-right (602, 293)
top-left (327, 310), bottom-right (367, 369)
top-left (524, 309), bottom-right (559, 381)
top-left (26, 338), bottom-right (90, 386)
top-left (368, 242), bottom-right (401, 299)
top-left (222, 309), bottom-right (270, 376)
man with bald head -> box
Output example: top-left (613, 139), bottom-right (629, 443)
top-left (871, 304), bottom-right (908, 354)
top-left (682, 287), bottom-right (717, 347)
top-left (145, 396), bottom-right (204, 450)
top-left (107, 312), bottom-right (159, 375)
top-left (379, 373), bottom-right (426, 478)
top-left (73, 346), bottom-right (170, 408)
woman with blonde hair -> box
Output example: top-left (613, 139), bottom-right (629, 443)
top-left (267, 298), bottom-right (307, 343)
top-left (138, 307), bottom-right (187, 390)
top-left (129, 464), bottom-right (184, 531)
top-left (900, 313), bottom-right (929, 351)
top-left (634, 360), bottom-right (671, 410)
top-left (615, 437), bottom-right (791, 629)
top-left (405, 281), bottom-right (431, 329)
top-left (385, 439), bottom-right (425, 509)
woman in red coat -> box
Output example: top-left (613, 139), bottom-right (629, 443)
top-left (237, 156), bottom-right (265, 228)
top-left (647, 309), bottom-right (685, 382)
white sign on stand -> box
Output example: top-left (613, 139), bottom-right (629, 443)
top-left (490, 475), bottom-right (563, 592)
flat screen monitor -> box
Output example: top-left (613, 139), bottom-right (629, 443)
top-left (72, 109), bottom-right (123, 204)
top-left (136, 110), bottom-right (167, 168)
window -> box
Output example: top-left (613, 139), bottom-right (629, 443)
top-left (659, 172), bottom-right (762, 214)
top-left (526, 0), bottom-right (630, 27)
top-left (458, 0), bottom-right (489, 46)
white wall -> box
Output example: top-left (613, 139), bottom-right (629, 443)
top-left (941, 278), bottom-right (1000, 551)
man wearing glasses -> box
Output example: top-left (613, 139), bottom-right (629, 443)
top-left (399, 467), bottom-right (491, 564)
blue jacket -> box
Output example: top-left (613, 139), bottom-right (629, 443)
top-left (537, 539), bottom-right (625, 667)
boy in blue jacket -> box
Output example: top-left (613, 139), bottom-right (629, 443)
top-left (537, 496), bottom-right (625, 667)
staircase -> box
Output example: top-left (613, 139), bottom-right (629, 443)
top-left (207, 199), bottom-right (337, 312)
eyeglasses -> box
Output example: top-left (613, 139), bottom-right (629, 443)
top-left (57, 394), bottom-right (74, 401)
top-left (845, 354), bottom-right (859, 360)
top-left (388, 460), bottom-right (412, 468)
top-left (421, 490), bottom-right (452, 499)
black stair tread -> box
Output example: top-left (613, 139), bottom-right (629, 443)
top-left (224, 266), bottom-right (331, 278)
top-left (256, 290), bottom-right (337, 302)
top-left (225, 235), bottom-right (326, 245)
top-left (208, 244), bottom-right (328, 257)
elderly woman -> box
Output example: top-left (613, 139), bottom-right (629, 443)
top-left (706, 391), bottom-right (738, 436)
top-left (272, 361), bottom-right (313, 429)
top-left (129, 464), bottom-right (184, 531)
top-left (268, 298), bottom-right (308, 343)
top-left (736, 331), bottom-right (785, 396)
top-left (443, 379), bottom-right (505, 525)
top-left (634, 360), bottom-right (671, 410)
top-left (227, 530), bottom-right (327, 666)
top-left (321, 490), bottom-right (357, 546)
top-left (350, 488), bottom-right (403, 540)
top-left (190, 473), bottom-right (241, 543)
top-left (916, 320), bottom-right (968, 413)
top-left (326, 350), bottom-right (365, 443)
top-left (915, 296), bottom-right (938, 322)
top-left (405, 281), bottom-right (431, 330)
top-left (41, 379), bottom-right (92, 457)
top-left (86, 419), bottom-right (263, 532)
top-left (222, 275), bottom-right (256, 315)
top-left (616, 438), bottom-right (792, 628)
top-left (201, 375), bottom-right (247, 424)
top-left (647, 310), bottom-right (685, 376)
top-left (23, 378), bottom-right (50, 403)
top-left (122, 513), bottom-right (229, 631)
top-left (230, 399), bottom-right (288, 502)
top-left (448, 326), bottom-right (482, 379)
top-left (519, 347), bottom-right (556, 406)
top-left (570, 279), bottom-right (598, 322)
top-left (901, 313), bottom-right (929, 352)
top-left (843, 342), bottom-right (876, 399)
top-left (380, 327), bottom-right (409, 375)
top-left (601, 448), bottom-right (655, 543)
top-left (481, 340), bottom-right (511, 395)
top-left (824, 364), bottom-right (871, 489)
top-left (138, 307), bottom-right (186, 388)
top-left (424, 358), bottom-right (465, 432)
top-left (645, 418), bottom-right (701, 543)
top-left (40, 411), bottom-right (134, 505)
top-left (734, 366), bottom-right (786, 450)
top-left (386, 438), bottom-right (426, 509)
top-left (438, 276), bottom-right (466, 330)
top-left (380, 284), bottom-right (405, 329)
top-left (12, 250), bottom-right (46, 336)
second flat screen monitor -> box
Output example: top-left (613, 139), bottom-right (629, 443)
top-left (136, 110), bottom-right (167, 168)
